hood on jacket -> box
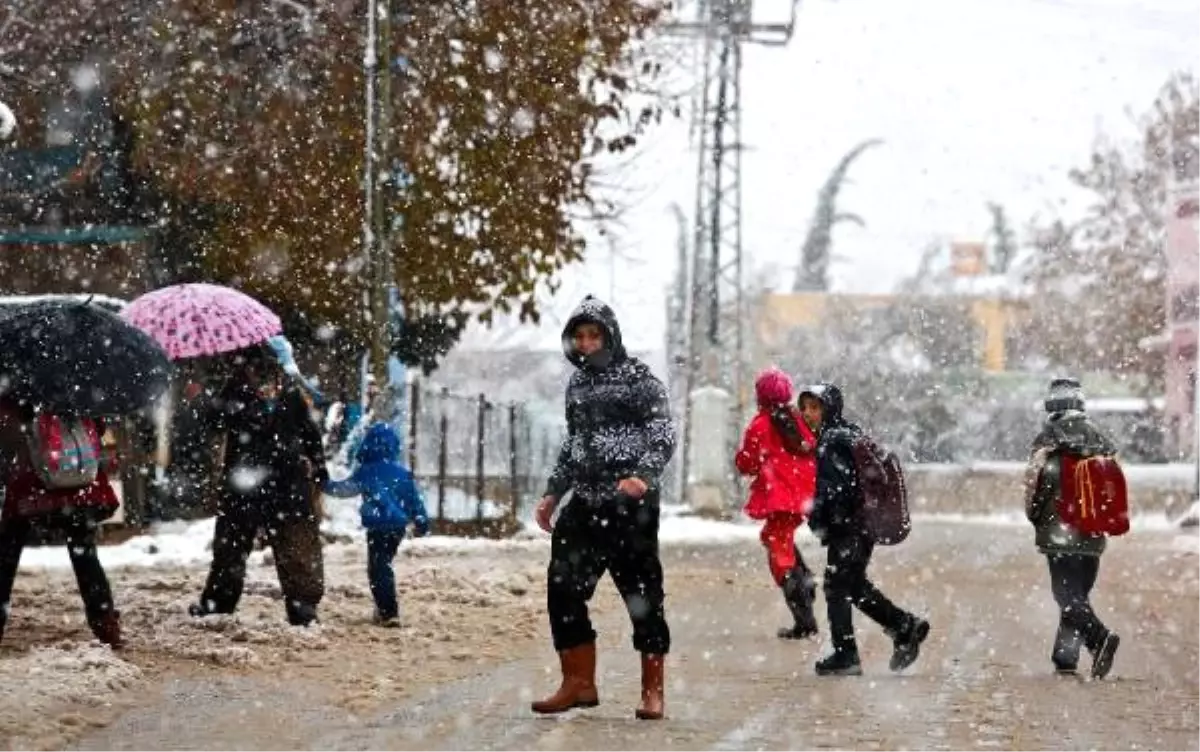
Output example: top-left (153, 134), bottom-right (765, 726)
top-left (754, 367), bottom-right (793, 407)
top-left (797, 382), bottom-right (846, 427)
top-left (1033, 411), bottom-right (1117, 456)
top-left (357, 421), bottom-right (402, 464)
top-left (561, 295), bottom-right (627, 370)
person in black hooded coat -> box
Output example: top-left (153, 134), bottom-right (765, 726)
top-left (188, 346), bottom-right (329, 627)
top-left (800, 382), bottom-right (930, 676)
top-left (531, 295), bottom-right (676, 721)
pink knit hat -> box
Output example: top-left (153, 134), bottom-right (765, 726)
top-left (754, 366), bottom-right (793, 407)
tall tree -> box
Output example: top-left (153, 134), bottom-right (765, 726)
top-left (4, 0), bottom-right (669, 350)
top-left (1020, 72), bottom-right (1198, 391)
top-left (793, 138), bottom-right (882, 292)
top-left (986, 202), bottom-right (1018, 274)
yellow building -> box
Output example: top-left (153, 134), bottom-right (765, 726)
top-left (754, 290), bottom-right (1023, 373)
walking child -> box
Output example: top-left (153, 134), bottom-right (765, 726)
top-left (1023, 377), bottom-right (1122, 678)
top-left (532, 295), bottom-right (676, 720)
top-left (325, 421), bottom-right (430, 626)
top-left (801, 383), bottom-right (930, 676)
top-left (735, 367), bottom-right (819, 639)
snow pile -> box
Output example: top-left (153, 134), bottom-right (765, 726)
top-left (0, 642), bottom-right (141, 705)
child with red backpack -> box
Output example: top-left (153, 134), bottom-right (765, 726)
top-left (1023, 377), bottom-right (1123, 679)
top-left (0, 399), bottom-right (123, 648)
top-left (735, 367), bottom-right (819, 639)
top-left (800, 383), bottom-right (929, 676)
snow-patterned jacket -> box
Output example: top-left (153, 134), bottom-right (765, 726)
top-left (735, 407), bottom-right (817, 520)
top-left (544, 296), bottom-right (677, 502)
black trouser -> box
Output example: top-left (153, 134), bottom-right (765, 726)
top-left (198, 499), bottom-right (325, 621)
top-left (1046, 553), bottom-right (1108, 668)
top-left (366, 529), bottom-right (405, 619)
top-left (0, 513), bottom-right (116, 634)
top-left (824, 533), bottom-right (912, 652)
top-left (546, 492), bottom-right (670, 655)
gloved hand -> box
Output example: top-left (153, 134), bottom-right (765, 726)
top-left (414, 519), bottom-right (431, 538)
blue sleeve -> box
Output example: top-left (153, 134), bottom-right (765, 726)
top-left (324, 474), bottom-right (362, 498)
top-left (401, 472), bottom-right (430, 526)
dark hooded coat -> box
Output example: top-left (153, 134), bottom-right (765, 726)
top-left (801, 383), bottom-right (866, 542)
top-left (1023, 410), bottom-right (1118, 556)
top-left (544, 296), bottom-right (676, 502)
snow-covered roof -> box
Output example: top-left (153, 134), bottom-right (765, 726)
top-left (0, 293), bottom-right (128, 310)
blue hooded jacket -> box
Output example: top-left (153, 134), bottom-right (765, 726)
top-left (324, 422), bottom-right (430, 533)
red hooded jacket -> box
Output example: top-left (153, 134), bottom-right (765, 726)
top-left (735, 407), bottom-right (817, 520)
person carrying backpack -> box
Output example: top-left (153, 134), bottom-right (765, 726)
top-left (800, 383), bottom-right (929, 676)
top-left (1023, 377), bottom-right (1122, 678)
top-left (0, 399), bottom-right (124, 648)
top-left (735, 367), bottom-right (819, 640)
top-left (324, 421), bottom-right (430, 627)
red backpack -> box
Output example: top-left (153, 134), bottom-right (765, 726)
top-left (1057, 455), bottom-right (1129, 536)
top-left (851, 434), bottom-right (911, 545)
top-left (27, 414), bottom-right (102, 491)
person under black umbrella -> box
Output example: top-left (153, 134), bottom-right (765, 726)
top-left (0, 298), bottom-right (172, 649)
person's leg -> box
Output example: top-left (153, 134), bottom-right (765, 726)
top-left (776, 513), bottom-right (818, 639)
top-left (817, 535), bottom-right (867, 675)
top-left (607, 495), bottom-right (669, 720)
top-left (0, 518), bottom-right (32, 645)
top-left (366, 529), bottom-right (403, 624)
top-left (193, 507), bottom-right (257, 616)
top-left (62, 515), bottom-right (122, 647)
top-left (533, 498), bottom-right (608, 714)
top-left (269, 516), bottom-right (326, 626)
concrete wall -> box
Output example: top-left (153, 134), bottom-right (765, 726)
top-left (907, 462), bottom-right (1197, 519)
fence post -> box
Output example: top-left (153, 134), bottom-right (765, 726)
top-left (508, 403), bottom-right (519, 523)
top-left (475, 393), bottom-right (487, 524)
top-left (437, 387), bottom-right (448, 522)
top-left (408, 379), bottom-right (420, 471)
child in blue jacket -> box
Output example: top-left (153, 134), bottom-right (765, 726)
top-left (325, 421), bottom-right (430, 626)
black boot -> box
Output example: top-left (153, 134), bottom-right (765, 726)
top-left (286, 600), bottom-right (319, 627)
top-left (777, 568), bottom-right (819, 640)
top-left (1091, 633), bottom-right (1120, 679)
top-left (815, 647), bottom-right (862, 676)
top-left (889, 616), bottom-right (930, 672)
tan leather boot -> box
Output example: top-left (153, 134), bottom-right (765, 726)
top-left (531, 643), bottom-right (600, 714)
top-left (635, 653), bottom-right (665, 720)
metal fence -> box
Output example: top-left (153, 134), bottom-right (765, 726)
top-left (403, 379), bottom-right (564, 524)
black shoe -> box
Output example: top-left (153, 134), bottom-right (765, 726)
top-left (1091, 633), bottom-right (1119, 679)
top-left (815, 650), bottom-right (862, 676)
top-left (286, 601), bottom-right (319, 627)
top-left (777, 624), bottom-right (819, 640)
top-left (890, 618), bottom-right (930, 672)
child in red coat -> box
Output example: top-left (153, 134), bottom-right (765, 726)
top-left (735, 367), bottom-right (819, 639)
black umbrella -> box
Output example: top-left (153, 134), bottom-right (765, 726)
top-left (0, 298), bottom-right (173, 416)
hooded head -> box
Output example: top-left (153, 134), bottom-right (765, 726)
top-left (754, 367), bottom-right (793, 408)
top-left (561, 295), bottom-right (626, 371)
top-left (1045, 377), bottom-right (1085, 415)
top-left (357, 421), bottom-right (402, 464)
top-left (796, 382), bottom-right (845, 431)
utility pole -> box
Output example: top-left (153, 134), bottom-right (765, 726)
top-left (364, 0), bottom-right (393, 410)
top-left (664, 0), bottom-right (799, 508)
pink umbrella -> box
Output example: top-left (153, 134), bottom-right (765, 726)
top-left (121, 283), bottom-right (283, 360)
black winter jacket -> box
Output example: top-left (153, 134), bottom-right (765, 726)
top-left (803, 383), bottom-right (866, 543)
top-left (208, 378), bottom-right (328, 518)
top-left (545, 296), bottom-right (676, 502)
